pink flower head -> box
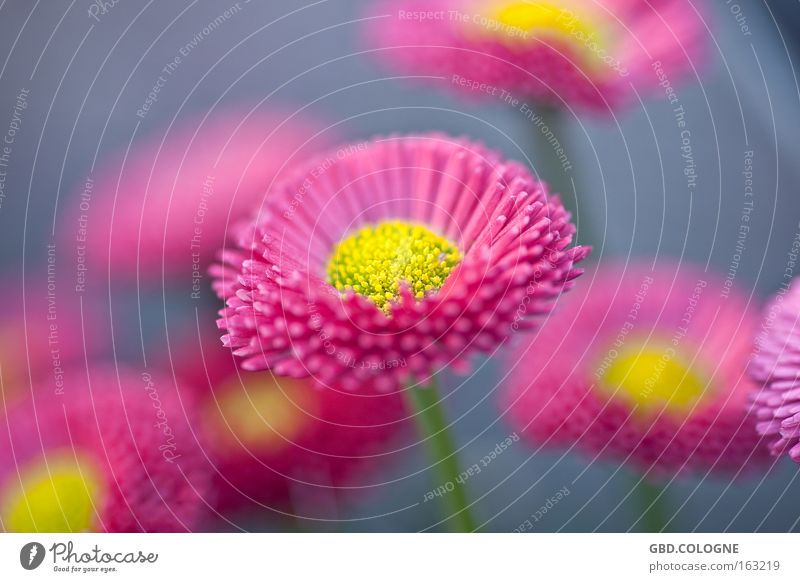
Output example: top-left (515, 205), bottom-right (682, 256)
top-left (0, 367), bottom-right (211, 532)
top-left (67, 106), bottom-right (329, 283)
top-left (503, 262), bottom-right (769, 474)
top-left (749, 279), bottom-right (800, 464)
top-left (173, 328), bottom-right (409, 512)
top-left (212, 133), bottom-right (589, 392)
top-left (364, 0), bottom-right (707, 113)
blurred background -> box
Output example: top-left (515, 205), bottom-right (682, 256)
top-left (0, 0), bottom-right (798, 531)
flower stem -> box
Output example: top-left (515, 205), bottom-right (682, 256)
top-left (406, 379), bottom-right (477, 532)
top-left (636, 478), bottom-right (671, 533)
top-left (527, 105), bottom-right (595, 248)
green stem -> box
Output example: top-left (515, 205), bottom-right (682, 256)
top-left (636, 478), bottom-right (671, 533)
top-left (406, 379), bottom-right (477, 532)
top-left (527, 105), bottom-right (595, 249)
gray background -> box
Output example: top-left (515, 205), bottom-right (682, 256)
top-left (0, 0), bottom-right (799, 531)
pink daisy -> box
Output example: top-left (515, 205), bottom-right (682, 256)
top-left (364, 0), bottom-right (707, 112)
top-left (66, 106), bottom-right (329, 283)
top-left (503, 262), bottom-right (769, 474)
top-left (749, 279), bottom-right (800, 464)
top-left (0, 367), bottom-right (211, 532)
top-left (173, 328), bottom-right (409, 513)
top-left (212, 133), bottom-right (589, 392)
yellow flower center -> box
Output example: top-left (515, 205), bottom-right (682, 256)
top-left (1, 453), bottom-right (103, 532)
top-left (474, 2), bottom-right (607, 68)
top-left (326, 221), bottom-right (461, 311)
top-left (206, 374), bottom-right (319, 454)
top-left (597, 342), bottom-right (710, 417)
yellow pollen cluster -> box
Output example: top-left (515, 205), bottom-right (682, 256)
top-left (208, 375), bottom-right (317, 454)
top-left (326, 221), bottom-right (461, 311)
top-left (478, 1), bottom-right (606, 65)
top-left (598, 342), bottom-right (710, 417)
top-left (1, 453), bottom-right (103, 532)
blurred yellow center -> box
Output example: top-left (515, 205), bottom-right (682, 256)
top-left (2, 454), bottom-right (102, 532)
top-left (479, 2), bottom-right (604, 61)
top-left (208, 375), bottom-right (318, 453)
top-left (326, 221), bottom-right (460, 311)
top-left (598, 344), bottom-right (709, 416)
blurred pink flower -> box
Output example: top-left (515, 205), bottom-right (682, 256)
top-left (173, 328), bottom-right (410, 514)
top-left (212, 133), bottom-right (588, 392)
top-left (503, 262), bottom-right (768, 474)
top-left (750, 279), bottom-right (800, 464)
top-left (0, 367), bottom-right (211, 532)
top-left (66, 106), bottom-right (330, 284)
top-left (364, 0), bottom-right (707, 112)
top-left (0, 280), bottom-right (92, 411)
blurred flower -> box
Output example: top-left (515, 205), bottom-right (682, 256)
top-left (64, 106), bottom-right (329, 284)
top-left (364, 0), bottom-right (707, 112)
top-left (0, 280), bottom-right (92, 412)
top-left (749, 279), bottom-right (800, 464)
top-left (503, 262), bottom-right (768, 474)
top-left (0, 367), bottom-right (210, 532)
top-left (212, 133), bottom-right (588, 392)
top-left (174, 328), bottom-right (409, 514)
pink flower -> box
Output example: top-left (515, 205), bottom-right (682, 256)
top-left (503, 262), bottom-right (769, 474)
top-left (212, 133), bottom-right (588, 392)
top-left (749, 279), bottom-right (800, 464)
top-left (173, 328), bottom-right (410, 513)
top-left (364, 0), bottom-right (707, 112)
top-left (0, 367), bottom-right (211, 532)
top-left (0, 280), bottom-right (92, 411)
top-left (65, 106), bottom-right (329, 283)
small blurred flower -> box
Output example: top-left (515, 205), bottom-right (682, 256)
top-left (65, 106), bottom-right (329, 284)
top-left (212, 133), bottom-right (588, 392)
top-left (364, 0), bottom-right (707, 112)
top-left (503, 262), bottom-right (768, 474)
top-left (0, 367), bottom-right (210, 532)
top-left (174, 329), bottom-right (409, 513)
top-left (750, 279), bottom-right (800, 464)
